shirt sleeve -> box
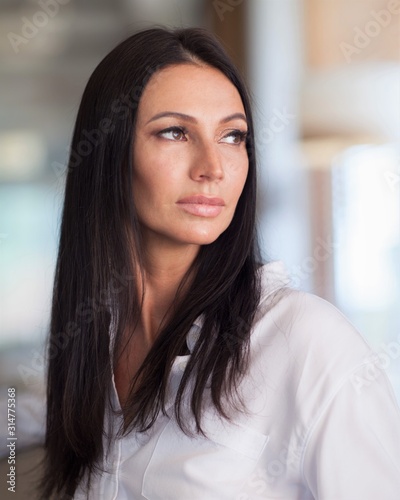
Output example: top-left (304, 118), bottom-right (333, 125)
top-left (302, 361), bottom-right (400, 500)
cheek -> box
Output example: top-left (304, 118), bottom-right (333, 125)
top-left (133, 154), bottom-right (163, 198)
top-left (132, 167), bottom-right (159, 221)
top-left (133, 161), bottom-right (178, 221)
top-left (134, 146), bottom-right (183, 189)
top-left (229, 161), bottom-right (249, 202)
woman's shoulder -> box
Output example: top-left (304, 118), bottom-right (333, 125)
top-left (239, 261), bottom-right (391, 438)
top-left (238, 264), bottom-right (400, 500)
top-left (251, 261), bottom-right (374, 392)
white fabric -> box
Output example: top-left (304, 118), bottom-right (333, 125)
top-left (2, 261), bottom-right (400, 499)
top-left (75, 261), bottom-right (400, 499)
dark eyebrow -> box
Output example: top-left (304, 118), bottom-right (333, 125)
top-left (146, 111), bottom-right (247, 125)
top-left (219, 113), bottom-right (247, 125)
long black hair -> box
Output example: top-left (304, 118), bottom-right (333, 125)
top-left (40, 26), bottom-right (262, 498)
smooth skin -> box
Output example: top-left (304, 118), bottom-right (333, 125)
top-left (115, 63), bottom-right (249, 403)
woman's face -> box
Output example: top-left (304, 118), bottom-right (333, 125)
top-left (132, 63), bottom-right (249, 251)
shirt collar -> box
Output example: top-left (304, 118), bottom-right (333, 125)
top-left (109, 313), bottom-right (204, 355)
top-left (109, 262), bottom-right (289, 356)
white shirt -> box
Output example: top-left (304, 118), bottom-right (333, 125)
top-left (74, 261), bottom-right (400, 499)
top-left (2, 262), bottom-right (400, 499)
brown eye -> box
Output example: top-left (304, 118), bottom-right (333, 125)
top-left (158, 127), bottom-right (187, 141)
top-left (220, 130), bottom-right (248, 145)
top-left (231, 133), bottom-right (242, 145)
top-left (172, 129), bottom-right (184, 140)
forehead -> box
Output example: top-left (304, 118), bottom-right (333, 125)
top-left (137, 63), bottom-right (245, 121)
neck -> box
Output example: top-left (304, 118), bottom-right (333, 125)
top-left (136, 237), bottom-right (199, 344)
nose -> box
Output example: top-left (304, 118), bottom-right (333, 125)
top-left (189, 141), bottom-right (224, 182)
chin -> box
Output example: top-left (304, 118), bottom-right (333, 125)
top-left (182, 227), bottom-right (227, 246)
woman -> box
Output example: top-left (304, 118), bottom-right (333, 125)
top-left (39, 27), bottom-right (400, 499)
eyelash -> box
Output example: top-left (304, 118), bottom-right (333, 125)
top-left (157, 126), bottom-right (248, 144)
top-left (158, 126), bottom-right (188, 141)
top-left (225, 130), bottom-right (248, 144)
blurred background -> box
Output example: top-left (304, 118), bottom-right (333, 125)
top-left (0, 1), bottom-right (399, 493)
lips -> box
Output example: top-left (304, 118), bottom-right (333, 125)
top-left (176, 195), bottom-right (225, 217)
top-left (177, 195), bottom-right (224, 206)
